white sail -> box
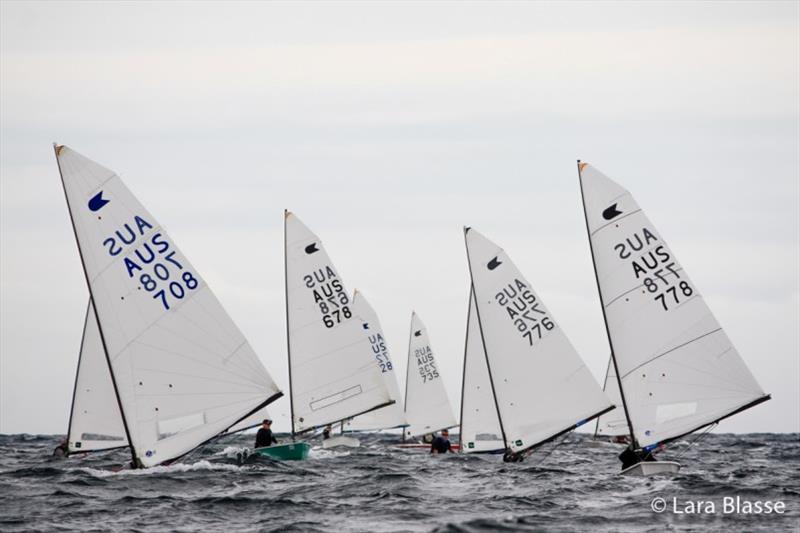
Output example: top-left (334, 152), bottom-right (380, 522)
top-left (344, 291), bottom-right (407, 432)
top-left (68, 299), bottom-right (129, 453)
top-left (55, 145), bottom-right (282, 468)
top-left (459, 288), bottom-right (505, 454)
top-left (225, 406), bottom-right (273, 435)
top-left (284, 212), bottom-right (394, 433)
top-left (593, 356), bottom-right (629, 439)
top-left (578, 162), bottom-right (768, 449)
top-left (403, 313), bottom-right (457, 439)
top-left (465, 227), bottom-right (614, 454)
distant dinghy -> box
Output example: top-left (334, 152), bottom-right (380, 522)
top-left (284, 212), bottom-right (395, 449)
top-left (463, 227), bottom-right (614, 462)
top-left (54, 145), bottom-right (283, 468)
top-left (577, 161), bottom-right (770, 476)
top-left (403, 313), bottom-right (457, 440)
top-left (343, 291), bottom-right (407, 433)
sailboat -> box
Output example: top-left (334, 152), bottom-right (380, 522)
top-left (458, 287), bottom-right (505, 454)
top-left (463, 227), bottom-right (615, 462)
top-left (342, 290), bottom-right (407, 435)
top-left (593, 356), bottom-right (630, 443)
top-left (282, 211), bottom-right (395, 451)
top-left (54, 144), bottom-right (283, 468)
top-left (577, 161), bottom-right (770, 476)
top-left (402, 312), bottom-right (458, 443)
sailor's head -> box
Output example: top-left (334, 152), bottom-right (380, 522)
top-left (262, 419), bottom-right (272, 428)
top-left (441, 429), bottom-right (449, 438)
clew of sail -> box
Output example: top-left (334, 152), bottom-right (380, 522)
top-left (344, 291), bottom-right (407, 432)
top-left (459, 287), bottom-right (505, 454)
top-left (593, 355), bottom-right (630, 439)
top-left (403, 313), bottom-right (457, 439)
top-left (68, 299), bottom-right (129, 454)
top-left (464, 227), bottom-right (614, 454)
top-left (284, 212), bottom-right (394, 434)
top-left (55, 145), bottom-right (282, 468)
top-left (578, 162), bottom-right (769, 449)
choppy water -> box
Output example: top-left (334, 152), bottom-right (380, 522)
top-left (0, 432), bottom-right (797, 532)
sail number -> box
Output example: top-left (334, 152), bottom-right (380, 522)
top-left (616, 227), bottom-right (695, 312)
top-left (495, 278), bottom-right (555, 347)
top-left (369, 333), bottom-right (393, 373)
top-left (304, 266), bottom-right (352, 328)
top-left (415, 346), bottom-right (439, 382)
top-left (103, 215), bottom-right (200, 311)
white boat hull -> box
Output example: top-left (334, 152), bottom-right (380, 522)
top-left (322, 435), bottom-right (361, 449)
top-left (621, 460), bottom-right (681, 476)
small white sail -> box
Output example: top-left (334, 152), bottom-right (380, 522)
top-left (578, 162), bottom-right (768, 449)
top-left (344, 291), bottom-right (407, 432)
top-left (55, 145), bottom-right (282, 468)
top-left (284, 212), bottom-right (394, 433)
top-left (68, 299), bottom-right (129, 453)
top-left (465, 228), bottom-right (613, 454)
top-left (403, 313), bottom-right (457, 439)
top-left (459, 288), bottom-right (505, 454)
top-left (593, 356), bottom-right (629, 439)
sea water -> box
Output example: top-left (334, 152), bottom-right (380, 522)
top-left (0, 432), bottom-right (797, 532)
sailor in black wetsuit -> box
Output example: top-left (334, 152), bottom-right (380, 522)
top-left (619, 444), bottom-right (657, 469)
top-left (255, 419), bottom-right (278, 449)
top-left (430, 429), bottom-right (452, 454)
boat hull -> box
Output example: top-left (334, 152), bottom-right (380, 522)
top-left (322, 436), bottom-right (360, 449)
top-left (621, 460), bottom-right (681, 476)
top-left (253, 442), bottom-right (310, 461)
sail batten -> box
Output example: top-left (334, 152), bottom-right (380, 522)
top-left (56, 145), bottom-right (282, 467)
top-left (578, 162), bottom-right (768, 449)
top-left (464, 227), bottom-right (614, 454)
top-left (284, 212), bottom-right (394, 434)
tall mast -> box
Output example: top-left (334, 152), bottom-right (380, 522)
top-left (54, 144), bottom-right (138, 467)
top-left (462, 228), bottom-right (509, 451)
top-left (576, 161), bottom-right (637, 448)
top-left (284, 210), bottom-right (296, 438)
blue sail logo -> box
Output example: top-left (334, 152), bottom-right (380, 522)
top-left (88, 191), bottom-right (109, 212)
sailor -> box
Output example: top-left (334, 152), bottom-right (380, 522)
top-left (322, 425), bottom-right (332, 440)
top-left (52, 439), bottom-right (68, 457)
top-left (430, 429), bottom-right (452, 454)
top-left (619, 445), bottom-right (657, 469)
top-left (254, 419), bottom-right (278, 448)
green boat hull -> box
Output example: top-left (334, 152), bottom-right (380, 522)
top-left (253, 442), bottom-right (310, 461)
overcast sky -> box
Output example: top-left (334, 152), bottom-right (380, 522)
top-left (1, 1), bottom-right (798, 435)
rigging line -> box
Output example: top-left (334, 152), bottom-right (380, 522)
top-left (672, 423), bottom-right (718, 461)
top-left (621, 328), bottom-right (723, 379)
top-left (530, 430), bottom-right (573, 466)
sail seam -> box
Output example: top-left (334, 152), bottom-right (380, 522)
top-left (621, 327), bottom-right (723, 379)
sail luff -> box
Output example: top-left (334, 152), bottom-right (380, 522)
top-left (577, 160), bottom-right (638, 448)
top-left (54, 144), bottom-right (139, 467)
